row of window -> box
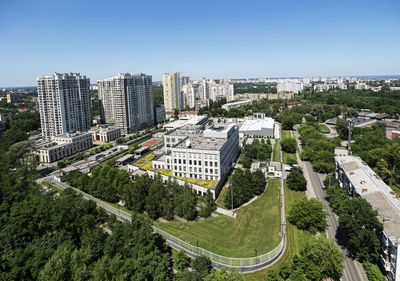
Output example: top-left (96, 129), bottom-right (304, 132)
top-left (174, 165), bottom-right (218, 174)
top-left (173, 172), bottom-right (218, 181)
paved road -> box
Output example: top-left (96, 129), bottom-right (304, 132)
top-left (293, 128), bottom-right (366, 281)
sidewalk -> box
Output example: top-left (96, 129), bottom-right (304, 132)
top-left (292, 130), bottom-right (317, 199)
top-left (215, 207), bottom-right (237, 218)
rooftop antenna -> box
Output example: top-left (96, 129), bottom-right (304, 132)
top-left (347, 118), bottom-right (353, 155)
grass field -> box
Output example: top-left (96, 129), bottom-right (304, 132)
top-left (243, 181), bottom-right (310, 281)
top-left (272, 140), bottom-right (281, 162)
top-left (216, 184), bottom-right (229, 208)
top-left (154, 179), bottom-right (282, 257)
top-left (281, 130), bottom-right (298, 165)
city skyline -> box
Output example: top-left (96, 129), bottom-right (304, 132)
top-left (1, 0), bottom-right (400, 86)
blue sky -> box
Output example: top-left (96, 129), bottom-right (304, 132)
top-left (0, 0), bottom-right (399, 86)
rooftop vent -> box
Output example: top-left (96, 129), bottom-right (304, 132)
top-left (362, 188), bottom-right (368, 193)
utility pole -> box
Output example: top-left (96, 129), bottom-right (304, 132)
top-left (347, 118), bottom-right (353, 155)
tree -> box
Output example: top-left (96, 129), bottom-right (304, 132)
top-left (204, 268), bottom-right (244, 281)
top-left (191, 255), bottom-right (212, 276)
top-left (338, 198), bottom-right (383, 262)
top-left (294, 237), bottom-right (344, 281)
top-left (265, 269), bottom-right (280, 281)
top-left (282, 115), bottom-right (296, 130)
top-left (281, 138), bottom-right (297, 153)
top-left (287, 168), bottom-right (307, 191)
top-left (288, 198), bottom-right (327, 233)
top-left (175, 250), bottom-right (190, 271)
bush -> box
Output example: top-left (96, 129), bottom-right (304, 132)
top-left (363, 262), bottom-right (386, 281)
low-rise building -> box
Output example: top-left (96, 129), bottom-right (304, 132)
top-left (90, 126), bottom-right (121, 144)
top-left (239, 113), bottom-right (275, 138)
top-left (153, 123), bottom-right (240, 197)
top-left (335, 154), bottom-right (400, 281)
top-left (163, 114), bottom-right (208, 131)
top-left (222, 100), bottom-right (252, 111)
top-left (37, 131), bottom-right (93, 163)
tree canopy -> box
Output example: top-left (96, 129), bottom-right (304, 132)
top-left (288, 198), bottom-right (327, 233)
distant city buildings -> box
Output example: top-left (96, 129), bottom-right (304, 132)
top-left (277, 79), bottom-right (303, 94)
top-left (6, 92), bottom-right (18, 103)
top-left (37, 73), bottom-right (91, 141)
top-left (98, 73), bottom-right (154, 134)
top-left (163, 73), bottom-right (234, 111)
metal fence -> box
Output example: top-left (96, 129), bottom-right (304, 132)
top-left (46, 177), bottom-right (285, 271)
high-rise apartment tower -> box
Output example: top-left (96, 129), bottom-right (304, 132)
top-left (37, 73), bottom-right (91, 141)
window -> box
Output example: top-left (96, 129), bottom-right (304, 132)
top-left (189, 160), bottom-right (192, 165)
top-left (194, 160), bottom-right (197, 165)
top-left (183, 159), bottom-right (186, 164)
top-left (210, 169), bottom-right (213, 174)
top-left (199, 161), bottom-right (201, 165)
top-left (215, 162), bottom-right (218, 167)
top-left (174, 159), bottom-right (177, 164)
top-left (199, 168), bottom-right (202, 173)
top-left (189, 167), bottom-right (192, 172)
top-left (215, 169), bottom-right (218, 174)
top-left (178, 159), bottom-right (181, 164)
top-left (205, 161), bottom-right (208, 166)
top-left (205, 168), bottom-right (208, 173)
top-left (194, 167), bottom-right (197, 172)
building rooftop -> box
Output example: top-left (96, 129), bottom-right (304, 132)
top-left (240, 117), bottom-right (274, 132)
top-left (336, 155), bottom-right (400, 243)
top-left (173, 124), bottom-right (237, 151)
top-left (164, 115), bottom-right (208, 130)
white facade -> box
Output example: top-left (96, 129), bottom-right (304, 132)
top-left (38, 132), bottom-right (93, 163)
top-left (90, 126), bottom-right (121, 144)
top-left (277, 79), bottom-right (303, 94)
top-left (37, 73), bottom-right (91, 141)
top-left (222, 100), bottom-right (252, 111)
top-left (335, 155), bottom-right (400, 281)
top-left (239, 114), bottom-right (275, 138)
top-left (98, 73), bottom-right (154, 134)
top-left (209, 79), bottom-right (234, 102)
top-left (156, 124), bottom-right (239, 186)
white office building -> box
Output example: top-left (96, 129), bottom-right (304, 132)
top-left (37, 73), bottom-right (91, 141)
top-left (335, 154), bottom-right (400, 281)
top-left (277, 79), bottom-right (303, 94)
top-left (37, 131), bottom-right (93, 163)
top-left (239, 113), bottom-right (275, 138)
top-left (154, 124), bottom-right (239, 184)
top-left (98, 73), bottom-right (154, 134)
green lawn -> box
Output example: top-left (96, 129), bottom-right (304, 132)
top-left (272, 140), bottom-right (281, 162)
top-left (281, 130), bottom-right (292, 140)
top-left (216, 184), bottom-right (229, 208)
top-left (153, 179), bottom-right (282, 257)
top-left (243, 181), bottom-right (310, 281)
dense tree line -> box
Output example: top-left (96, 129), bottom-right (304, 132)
top-left (299, 123), bottom-right (340, 173)
top-left (324, 175), bottom-right (383, 262)
top-left (66, 167), bottom-right (215, 221)
top-left (0, 111), bottom-right (41, 151)
top-left (240, 138), bottom-right (272, 168)
top-left (224, 168), bottom-right (266, 209)
top-left (267, 236), bottom-right (344, 281)
top-left (300, 89), bottom-right (400, 115)
top-left (0, 136), bottom-right (172, 280)
top-left (351, 123), bottom-right (400, 191)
